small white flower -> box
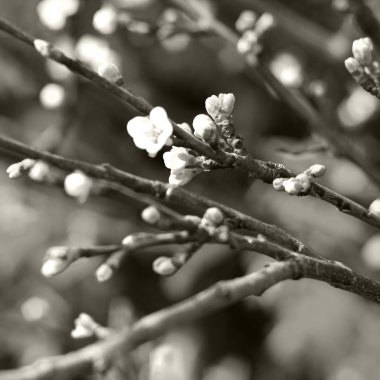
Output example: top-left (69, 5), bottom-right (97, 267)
top-left (6, 159), bottom-right (36, 179)
top-left (40, 83), bottom-right (65, 109)
top-left (127, 107), bottom-right (173, 157)
top-left (153, 256), bottom-right (177, 276)
top-left (93, 6), bottom-right (118, 35)
top-left (272, 178), bottom-right (286, 191)
top-left (64, 171), bottom-right (93, 203)
top-left (34, 39), bottom-right (51, 57)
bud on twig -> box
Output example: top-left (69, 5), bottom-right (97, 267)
top-left (153, 256), bottom-right (177, 276)
top-left (192, 114), bottom-right (217, 143)
top-left (141, 206), bottom-right (161, 225)
top-left (369, 199), bottom-right (380, 218)
top-left (97, 62), bottom-right (124, 86)
top-left (202, 207), bottom-right (224, 227)
top-left (6, 159), bottom-right (36, 179)
top-left (352, 37), bottom-right (373, 67)
top-left (64, 171), bottom-right (93, 203)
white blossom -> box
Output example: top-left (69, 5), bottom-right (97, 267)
top-left (28, 161), bottom-right (51, 182)
top-left (205, 93), bottom-right (235, 123)
top-left (71, 313), bottom-right (96, 339)
top-left (235, 10), bottom-right (257, 33)
top-left (127, 107), bottom-right (173, 157)
top-left (352, 37), bottom-right (373, 66)
top-left (192, 114), bottom-right (217, 142)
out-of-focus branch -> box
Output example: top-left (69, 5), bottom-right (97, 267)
top-left (3, 243), bottom-right (380, 379)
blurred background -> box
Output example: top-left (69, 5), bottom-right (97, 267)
top-left (1, 0), bottom-right (380, 379)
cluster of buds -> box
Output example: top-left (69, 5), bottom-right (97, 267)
top-left (41, 246), bottom-right (79, 277)
top-left (7, 159), bottom-right (54, 183)
top-left (345, 37), bottom-right (380, 99)
top-left (236, 11), bottom-right (275, 66)
top-left (64, 171), bottom-right (93, 203)
top-left (273, 164), bottom-right (326, 196)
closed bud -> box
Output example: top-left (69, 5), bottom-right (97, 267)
top-left (178, 122), bottom-right (192, 134)
top-left (122, 234), bottom-right (137, 246)
top-left (6, 159), bottom-right (36, 179)
top-left (254, 13), bottom-right (275, 36)
top-left (369, 199), bottom-right (380, 218)
top-left (202, 207), bottom-right (224, 226)
top-left (41, 246), bottom-right (75, 277)
top-left (344, 57), bottom-right (362, 74)
top-left (192, 114), bottom-right (217, 142)
top-left (295, 173), bottom-right (311, 191)
top-left (306, 164), bottom-right (326, 178)
top-left (96, 264), bottom-right (113, 282)
top-left (153, 256), bottom-right (177, 276)
top-left (272, 177), bottom-right (286, 191)
top-left (352, 37), bottom-right (373, 66)
top-left (215, 226), bottom-right (230, 243)
top-left (34, 39), bottom-right (52, 57)
top-left (141, 206), bottom-right (161, 224)
top-left (71, 313), bottom-right (96, 339)
top-left (235, 10), bottom-right (257, 33)
top-left (64, 171), bottom-right (93, 203)
top-left (283, 178), bottom-right (302, 195)
top-left (28, 161), bottom-right (50, 182)
top-left (97, 62), bottom-right (123, 85)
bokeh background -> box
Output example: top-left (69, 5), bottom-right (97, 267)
top-left (1, 0), bottom-right (380, 379)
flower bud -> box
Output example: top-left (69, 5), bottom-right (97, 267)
top-left (6, 159), bottom-right (36, 179)
top-left (28, 161), bottom-right (50, 182)
top-left (272, 177), bottom-right (286, 191)
top-left (41, 246), bottom-right (72, 277)
top-left (71, 313), bottom-right (96, 339)
top-left (295, 173), bottom-right (311, 191)
top-left (178, 122), bottom-right (192, 134)
top-left (192, 114), bottom-right (217, 142)
top-left (40, 83), bottom-right (65, 109)
top-left (64, 171), bottom-right (93, 203)
top-left (153, 256), bottom-right (177, 276)
top-left (306, 164), bottom-right (326, 178)
top-left (141, 206), bottom-right (161, 224)
top-left (254, 13), bottom-right (275, 36)
top-left (235, 10), bottom-right (257, 33)
top-left (122, 234), bottom-right (137, 246)
top-left (344, 57), bottom-right (362, 75)
top-left (96, 263), bottom-right (113, 282)
top-left (352, 37), bottom-right (373, 66)
top-left (202, 207), bottom-right (224, 226)
top-left (34, 39), bottom-right (52, 57)
top-left (369, 199), bottom-right (380, 218)
top-left (283, 178), bottom-right (302, 195)
top-left (97, 62), bottom-right (123, 85)
top-left (214, 226), bottom-right (230, 243)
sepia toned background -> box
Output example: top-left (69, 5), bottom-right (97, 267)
top-left (1, 0), bottom-right (380, 379)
